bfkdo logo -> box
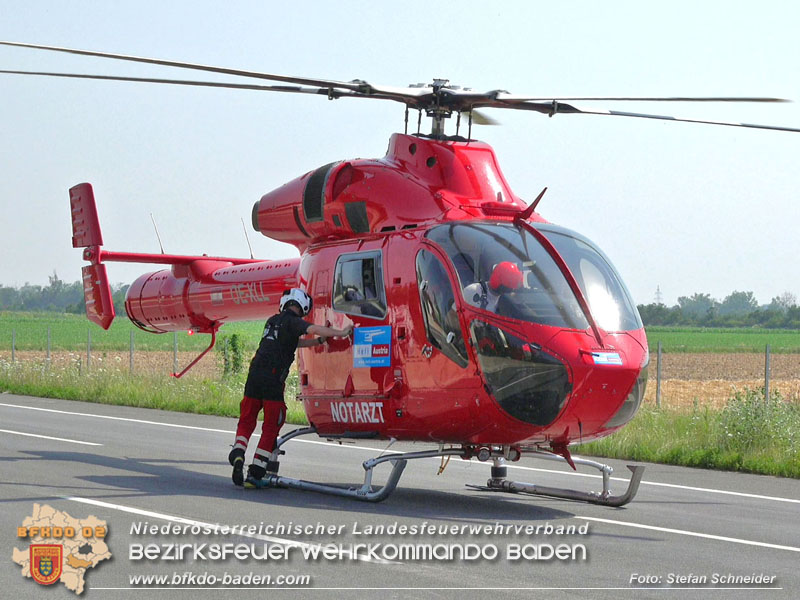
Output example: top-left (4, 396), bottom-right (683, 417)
top-left (12, 504), bottom-right (112, 595)
top-left (31, 544), bottom-right (63, 585)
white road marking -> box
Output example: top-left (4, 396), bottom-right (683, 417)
top-left (629, 478), bottom-right (800, 503)
top-left (0, 402), bottom-right (232, 434)
top-left (0, 428), bottom-right (101, 446)
top-left (3, 401), bottom-right (799, 506)
top-left (65, 496), bottom-right (392, 564)
top-left (577, 515), bottom-right (800, 553)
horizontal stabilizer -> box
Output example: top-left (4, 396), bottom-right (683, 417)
top-left (82, 264), bottom-right (115, 329)
top-left (70, 182), bottom-right (103, 248)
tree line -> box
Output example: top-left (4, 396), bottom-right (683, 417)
top-left (638, 291), bottom-right (800, 329)
top-left (2, 275), bottom-right (799, 329)
top-left (0, 272), bottom-right (128, 315)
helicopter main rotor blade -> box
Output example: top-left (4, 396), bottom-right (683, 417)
top-left (0, 69), bottom-right (385, 99)
top-left (486, 100), bottom-right (800, 133)
top-left (579, 106), bottom-right (800, 133)
top-left (0, 41), bottom-right (437, 105)
top-left (493, 94), bottom-right (791, 103)
top-left (3, 41), bottom-right (798, 133)
top-left (0, 40), bottom-right (370, 93)
top-left (0, 68), bottom-right (496, 124)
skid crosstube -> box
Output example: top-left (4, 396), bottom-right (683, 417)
top-left (246, 427), bottom-right (644, 506)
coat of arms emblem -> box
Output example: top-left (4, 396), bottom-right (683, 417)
top-left (30, 544), bottom-right (63, 586)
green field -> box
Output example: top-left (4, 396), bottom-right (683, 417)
top-left (2, 312), bottom-right (799, 353)
top-left (0, 311), bottom-right (264, 352)
top-left (645, 326), bottom-right (800, 353)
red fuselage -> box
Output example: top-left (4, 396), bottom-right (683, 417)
top-left (116, 133), bottom-right (647, 448)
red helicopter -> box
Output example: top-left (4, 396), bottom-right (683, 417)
top-left (4, 41), bottom-right (799, 506)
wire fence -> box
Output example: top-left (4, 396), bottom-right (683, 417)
top-left (3, 326), bottom-right (799, 407)
top-left (649, 341), bottom-right (794, 407)
top-left (3, 327), bottom-right (214, 378)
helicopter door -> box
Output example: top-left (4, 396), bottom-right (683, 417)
top-left (327, 249), bottom-right (391, 405)
top-left (415, 248), bottom-right (471, 387)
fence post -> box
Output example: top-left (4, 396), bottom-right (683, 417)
top-left (11, 329), bottom-right (16, 363)
top-left (765, 343), bottom-right (771, 401)
top-left (87, 329), bottom-right (92, 373)
top-left (173, 332), bottom-right (178, 374)
top-left (46, 325), bottom-right (51, 368)
top-left (130, 330), bottom-right (135, 374)
top-left (656, 340), bottom-right (662, 408)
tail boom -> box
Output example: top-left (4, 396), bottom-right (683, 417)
top-left (70, 182), bottom-right (299, 333)
top-left (125, 259), bottom-right (299, 334)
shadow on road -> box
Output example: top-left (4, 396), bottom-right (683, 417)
top-left (5, 448), bottom-right (578, 522)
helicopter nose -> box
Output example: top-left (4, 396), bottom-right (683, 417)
top-left (544, 329), bottom-right (647, 437)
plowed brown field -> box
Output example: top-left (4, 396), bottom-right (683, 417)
top-left (644, 352), bottom-right (800, 408)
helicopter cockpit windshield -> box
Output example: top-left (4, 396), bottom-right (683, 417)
top-left (425, 222), bottom-right (642, 427)
top-left (426, 222), bottom-right (642, 333)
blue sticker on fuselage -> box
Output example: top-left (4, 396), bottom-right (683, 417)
top-left (353, 326), bottom-right (392, 367)
top-left (592, 352), bottom-right (623, 366)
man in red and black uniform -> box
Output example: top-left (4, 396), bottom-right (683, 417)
top-left (228, 288), bottom-right (352, 486)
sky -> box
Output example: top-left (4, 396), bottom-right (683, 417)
top-left (1, 0), bottom-right (799, 308)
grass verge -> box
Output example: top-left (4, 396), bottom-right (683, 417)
top-left (574, 388), bottom-right (800, 478)
top-left (0, 360), bottom-right (307, 425)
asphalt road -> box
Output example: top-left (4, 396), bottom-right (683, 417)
top-left (2, 394), bottom-right (799, 599)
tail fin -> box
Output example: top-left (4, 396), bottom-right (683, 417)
top-left (81, 263), bottom-right (115, 330)
top-left (70, 183), bottom-right (115, 329)
top-left (70, 182), bottom-right (103, 248)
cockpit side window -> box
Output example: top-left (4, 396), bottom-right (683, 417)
top-left (415, 249), bottom-right (468, 368)
top-left (332, 251), bottom-right (387, 319)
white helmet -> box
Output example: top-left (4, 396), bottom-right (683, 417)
top-left (280, 288), bottom-right (312, 315)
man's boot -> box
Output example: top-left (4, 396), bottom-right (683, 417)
top-left (228, 448), bottom-right (245, 486)
top-left (247, 463), bottom-right (266, 483)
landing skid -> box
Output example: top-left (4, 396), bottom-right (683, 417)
top-left (245, 427), bottom-right (644, 506)
top-left (243, 426), bottom-right (413, 502)
top-left (480, 452), bottom-right (645, 507)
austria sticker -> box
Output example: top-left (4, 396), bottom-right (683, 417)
top-left (353, 326), bottom-right (392, 367)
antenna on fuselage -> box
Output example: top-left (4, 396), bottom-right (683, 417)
top-left (150, 213), bottom-right (165, 253)
top-left (241, 217), bottom-right (255, 259)
top-left (517, 187), bottom-right (548, 221)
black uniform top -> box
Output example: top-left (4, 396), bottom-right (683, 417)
top-left (244, 309), bottom-right (311, 400)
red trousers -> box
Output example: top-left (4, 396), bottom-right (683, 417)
top-left (232, 396), bottom-right (286, 462)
